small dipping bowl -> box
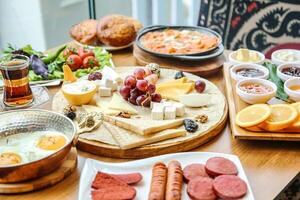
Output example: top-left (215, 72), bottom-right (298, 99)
top-left (284, 77), bottom-right (300, 102)
top-left (277, 63), bottom-right (300, 82)
top-left (271, 49), bottom-right (300, 66)
top-left (229, 50), bottom-right (265, 65)
top-left (236, 78), bottom-right (277, 104)
top-left (230, 63), bottom-right (269, 81)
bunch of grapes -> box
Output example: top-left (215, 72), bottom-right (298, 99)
top-left (119, 68), bottom-right (161, 107)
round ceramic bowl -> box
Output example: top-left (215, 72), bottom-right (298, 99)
top-left (284, 77), bottom-right (300, 102)
top-left (236, 78), bottom-right (277, 104)
top-left (230, 63), bottom-right (269, 81)
top-left (61, 80), bottom-right (97, 106)
top-left (277, 63), bottom-right (300, 82)
top-left (0, 109), bottom-right (76, 183)
top-left (229, 50), bottom-right (265, 65)
top-left (271, 49), bottom-right (300, 66)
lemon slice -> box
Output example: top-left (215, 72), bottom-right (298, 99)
top-left (236, 104), bottom-right (271, 127)
top-left (258, 104), bottom-right (298, 131)
top-left (291, 102), bottom-right (300, 128)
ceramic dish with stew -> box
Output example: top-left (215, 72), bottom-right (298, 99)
top-left (277, 63), bottom-right (300, 82)
top-left (284, 77), bottom-right (300, 102)
top-left (136, 25), bottom-right (222, 57)
top-left (271, 49), bottom-right (300, 65)
top-left (229, 49), bottom-right (265, 65)
top-left (0, 109), bottom-right (76, 183)
top-left (230, 63), bottom-right (269, 81)
top-left (236, 78), bottom-right (277, 104)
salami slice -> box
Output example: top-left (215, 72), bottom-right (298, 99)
top-left (183, 163), bottom-right (209, 183)
top-left (91, 185), bottom-right (136, 200)
top-left (109, 172), bottom-right (143, 185)
top-left (205, 157), bottom-right (238, 177)
top-left (187, 176), bottom-right (217, 200)
top-left (213, 175), bottom-right (247, 199)
top-left (92, 172), bottom-right (127, 189)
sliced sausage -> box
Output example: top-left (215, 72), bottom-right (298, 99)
top-left (187, 176), bottom-right (217, 200)
top-left (205, 157), bottom-right (238, 177)
top-left (213, 175), bottom-right (247, 199)
top-left (109, 172), bottom-right (143, 185)
top-left (92, 172), bottom-right (127, 189)
top-left (165, 160), bottom-right (183, 200)
top-left (91, 185), bottom-right (136, 200)
top-left (183, 163), bottom-right (209, 183)
top-left (148, 162), bottom-right (168, 200)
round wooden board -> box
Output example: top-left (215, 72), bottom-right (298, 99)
top-left (53, 67), bottom-right (228, 159)
top-left (133, 44), bottom-right (226, 77)
top-left (0, 148), bottom-right (77, 194)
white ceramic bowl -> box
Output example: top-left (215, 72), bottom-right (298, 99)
top-left (236, 78), bottom-right (277, 104)
top-left (271, 49), bottom-right (300, 66)
top-left (277, 63), bottom-right (300, 82)
top-left (229, 50), bottom-right (265, 65)
top-left (284, 77), bottom-right (300, 102)
top-left (230, 63), bottom-right (269, 81)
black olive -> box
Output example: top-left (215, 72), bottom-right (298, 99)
top-left (66, 112), bottom-right (76, 120)
top-left (183, 119), bottom-right (198, 133)
top-left (174, 71), bottom-right (185, 79)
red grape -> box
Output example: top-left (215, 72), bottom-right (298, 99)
top-left (134, 68), bottom-right (146, 80)
top-left (148, 84), bottom-right (156, 94)
top-left (142, 96), bottom-right (151, 107)
top-left (124, 75), bottom-right (136, 89)
top-left (119, 86), bottom-right (131, 100)
top-left (144, 68), bottom-right (152, 76)
top-left (151, 93), bottom-right (162, 102)
top-left (88, 72), bottom-right (102, 81)
top-left (136, 80), bottom-right (148, 92)
top-left (129, 95), bottom-right (138, 105)
top-left (195, 80), bottom-right (206, 93)
top-left (136, 95), bottom-right (147, 106)
top-left (130, 88), bottom-right (143, 99)
top-left (144, 74), bottom-right (158, 85)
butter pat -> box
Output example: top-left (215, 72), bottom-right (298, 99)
top-left (99, 86), bottom-right (111, 97)
top-left (164, 106), bottom-right (176, 120)
top-left (151, 106), bottom-right (164, 120)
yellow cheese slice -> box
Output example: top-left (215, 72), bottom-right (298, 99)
top-left (156, 82), bottom-right (194, 101)
top-left (83, 104), bottom-right (120, 116)
top-left (107, 93), bottom-right (138, 115)
top-left (157, 77), bottom-right (188, 87)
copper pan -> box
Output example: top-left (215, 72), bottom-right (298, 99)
top-left (0, 109), bottom-right (76, 183)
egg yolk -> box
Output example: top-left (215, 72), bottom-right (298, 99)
top-left (0, 152), bottom-right (22, 165)
top-left (36, 135), bottom-right (67, 151)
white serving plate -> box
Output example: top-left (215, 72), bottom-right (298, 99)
top-left (79, 152), bottom-right (254, 200)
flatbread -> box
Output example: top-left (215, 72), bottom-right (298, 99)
top-left (104, 122), bottom-right (186, 149)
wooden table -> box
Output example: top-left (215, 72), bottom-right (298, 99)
top-left (1, 48), bottom-right (300, 200)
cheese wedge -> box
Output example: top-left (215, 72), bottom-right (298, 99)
top-left (157, 77), bottom-right (188, 87)
top-left (107, 93), bottom-right (138, 115)
top-left (156, 82), bottom-right (194, 101)
top-left (104, 122), bottom-right (186, 149)
top-left (106, 115), bottom-right (183, 135)
top-left (83, 104), bottom-right (120, 116)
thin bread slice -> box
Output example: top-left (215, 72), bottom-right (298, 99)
top-left (104, 122), bottom-right (186, 149)
top-left (79, 123), bottom-right (118, 146)
top-left (105, 115), bottom-right (183, 135)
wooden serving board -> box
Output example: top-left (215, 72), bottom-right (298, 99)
top-left (224, 62), bottom-right (300, 141)
top-left (52, 67), bottom-right (228, 158)
top-left (133, 44), bottom-right (225, 77)
top-left (0, 148), bottom-right (77, 194)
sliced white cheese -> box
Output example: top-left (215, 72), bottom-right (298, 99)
top-left (107, 93), bottom-right (138, 115)
top-left (179, 93), bottom-right (211, 107)
top-left (151, 105), bottom-right (164, 120)
top-left (173, 102), bottom-right (185, 117)
top-left (98, 86), bottom-right (111, 97)
top-left (164, 106), bottom-right (176, 120)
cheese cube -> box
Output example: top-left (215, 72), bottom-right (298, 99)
top-left (173, 102), bottom-right (185, 117)
top-left (151, 102), bottom-right (164, 109)
top-left (111, 81), bottom-right (118, 91)
top-left (99, 86), bottom-right (111, 97)
top-left (104, 78), bottom-right (114, 88)
top-left (151, 106), bottom-right (164, 120)
top-left (164, 106), bottom-right (176, 120)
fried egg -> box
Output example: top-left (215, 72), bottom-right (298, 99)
top-left (35, 132), bottom-right (68, 151)
top-left (0, 147), bottom-right (28, 166)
